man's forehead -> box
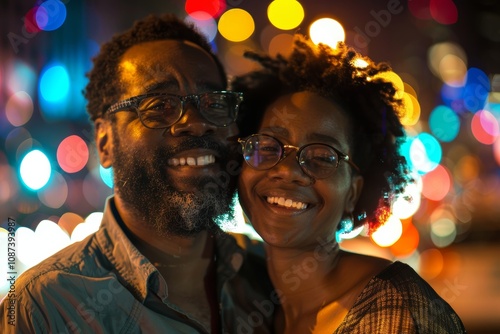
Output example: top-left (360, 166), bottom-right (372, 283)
top-left (122, 39), bottom-right (213, 61)
top-left (117, 39), bottom-right (223, 94)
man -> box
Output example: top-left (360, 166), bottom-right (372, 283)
top-left (1, 14), bottom-right (274, 333)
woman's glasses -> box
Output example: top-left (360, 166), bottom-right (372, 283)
top-left (238, 134), bottom-right (359, 179)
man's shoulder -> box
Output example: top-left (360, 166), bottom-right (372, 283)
top-left (14, 232), bottom-right (108, 296)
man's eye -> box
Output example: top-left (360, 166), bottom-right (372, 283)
top-left (140, 97), bottom-right (179, 111)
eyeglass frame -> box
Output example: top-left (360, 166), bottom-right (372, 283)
top-left (238, 134), bottom-right (360, 178)
top-left (105, 90), bottom-right (243, 129)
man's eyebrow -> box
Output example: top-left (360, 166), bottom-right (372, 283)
top-left (144, 81), bottom-right (224, 94)
top-left (144, 81), bottom-right (178, 93)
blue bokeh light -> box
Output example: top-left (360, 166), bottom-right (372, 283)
top-left (463, 67), bottom-right (490, 113)
top-left (99, 165), bottom-right (114, 188)
top-left (429, 105), bottom-right (461, 142)
top-left (36, 0), bottom-right (67, 31)
top-left (39, 64), bottom-right (70, 102)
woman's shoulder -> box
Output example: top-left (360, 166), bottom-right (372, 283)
top-left (334, 256), bottom-right (466, 333)
top-left (339, 251), bottom-right (393, 279)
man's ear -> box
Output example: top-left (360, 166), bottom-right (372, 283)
top-left (94, 118), bottom-right (113, 168)
top-left (345, 174), bottom-right (364, 213)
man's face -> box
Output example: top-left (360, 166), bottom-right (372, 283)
top-left (98, 40), bottom-right (240, 237)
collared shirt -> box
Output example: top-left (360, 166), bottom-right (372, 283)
top-left (1, 197), bottom-right (275, 334)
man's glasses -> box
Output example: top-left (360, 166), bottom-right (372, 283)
top-left (106, 91), bottom-right (243, 129)
top-left (238, 134), bottom-right (360, 179)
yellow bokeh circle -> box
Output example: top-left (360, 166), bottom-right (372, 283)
top-left (218, 9), bottom-right (255, 42)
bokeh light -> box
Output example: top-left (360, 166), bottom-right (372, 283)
top-left (71, 216), bottom-right (101, 243)
top-left (421, 164), bottom-right (452, 201)
top-left (218, 9), bottom-right (254, 42)
top-left (35, 0), bottom-right (67, 31)
top-left (371, 215), bottom-right (403, 247)
top-left (38, 171), bottom-right (68, 209)
top-left (58, 212), bottom-right (84, 236)
top-left (309, 18), bottom-right (345, 48)
top-left (431, 217), bottom-right (457, 247)
top-left (410, 132), bottom-right (442, 174)
top-left (463, 67), bottom-right (490, 113)
top-left (471, 110), bottom-right (498, 145)
top-left (19, 149), bottom-right (51, 191)
top-left (429, 105), bottom-right (461, 142)
top-left (400, 92), bottom-right (421, 126)
top-left (24, 6), bottom-right (42, 34)
top-left (390, 222), bottom-right (420, 258)
top-left (428, 42), bottom-right (467, 83)
top-left (7, 61), bottom-right (37, 96)
top-left (267, 0), bottom-right (304, 30)
top-left (57, 135), bottom-right (89, 173)
top-left (430, 0), bottom-right (458, 25)
top-left (438, 54), bottom-right (467, 87)
top-left (5, 91), bottom-right (34, 127)
top-left (99, 165), bottom-right (114, 188)
top-left (185, 0), bottom-right (224, 19)
top-left (39, 64), bottom-right (70, 102)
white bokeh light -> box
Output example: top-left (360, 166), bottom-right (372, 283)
top-left (371, 215), bottom-right (403, 247)
top-left (20, 149), bottom-right (51, 190)
top-left (309, 18), bottom-right (345, 48)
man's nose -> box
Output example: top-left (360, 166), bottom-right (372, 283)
top-left (169, 101), bottom-right (216, 137)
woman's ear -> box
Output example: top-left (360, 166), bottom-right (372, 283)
top-left (346, 174), bottom-right (364, 213)
top-left (94, 118), bottom-right (113, 168)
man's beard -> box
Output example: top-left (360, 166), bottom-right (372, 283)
top-left (111, 133), bottom-right (239, 237)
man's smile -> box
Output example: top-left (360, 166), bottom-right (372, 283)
top-left (168, 154), bottom-right (216, 166)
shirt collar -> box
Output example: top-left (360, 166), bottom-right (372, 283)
top-left (94, 196), bottom-right (249, 303)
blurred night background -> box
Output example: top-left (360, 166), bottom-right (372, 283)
top-left (1, 0), bottom-right (500, 332)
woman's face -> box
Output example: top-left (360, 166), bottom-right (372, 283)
top-left (238, 91), bottom-right (363, 249)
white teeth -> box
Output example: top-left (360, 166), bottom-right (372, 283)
top-left (266, 196), bottom-right (308, 209)
top-left (167, 155), bottom-right (215, 166)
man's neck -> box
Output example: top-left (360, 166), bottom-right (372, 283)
top-left (112, 196), bottom-right (218, 331)
top-left (112, 195), bottom-right (213, 267)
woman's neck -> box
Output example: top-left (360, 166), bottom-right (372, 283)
top-left (265, 241), bottom-right (342, 311)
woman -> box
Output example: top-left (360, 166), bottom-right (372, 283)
top-left (232, 36), bottom-right (466, 333)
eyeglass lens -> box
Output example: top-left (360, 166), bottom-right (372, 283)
top-left (242, 135), bottom-right (340, 178)
top-left (137, 92), bottom-right (238, 128)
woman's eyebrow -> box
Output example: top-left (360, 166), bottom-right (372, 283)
top-left (308, 133), bottom-right (343, 147)
top-left (260, 126), bottom-right (343, 147)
